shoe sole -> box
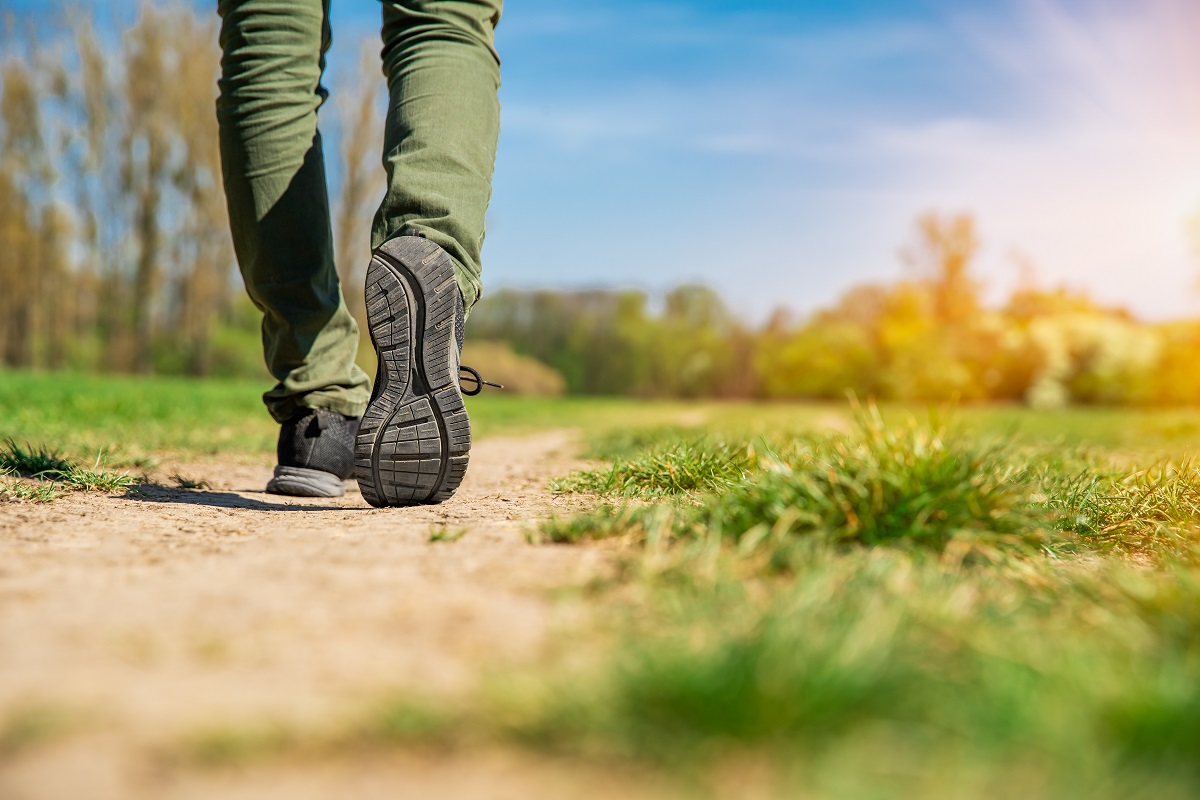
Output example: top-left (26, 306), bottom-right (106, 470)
top-left (267, 465), bottom-right (347, 498)
top-left (355, 237), bottom-right (469, 507)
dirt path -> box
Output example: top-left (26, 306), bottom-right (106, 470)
top-left (0, 432), bottom-right (658, 800)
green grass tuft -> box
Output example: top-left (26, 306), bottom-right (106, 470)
top-left (0, 474), bottom-right (61, 503)
top-left (479, 552), bottom-right (1200, 797)
top-left (697, 408), bottom-right (1045, 553)
top-left (165, 553), bottom-right (1200, 796)
top-left (0, 441), bottom-right (142, 499)
top-left (545, 406), bottom-right (1051, 558)
top-left (1043, 461), bottom-right (1200, 558)
top-left (539, 505), bottom-right (662, 544)
top-left (172, 474), bottom-right (211, 490)
top-left (49, 464), bottom-right (141, 493)
top-left (579, 425), bottom-right (702, 461)
top-left (551, 436), bottom-right (752, 499)
top-left (0, 439), bottom-right (73, 477)
top-left (429, 526), bottom-right (469, 543)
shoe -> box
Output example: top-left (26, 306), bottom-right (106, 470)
top-left (355, 236), bottom-right (475, 507)
top-left (266, 408), bottom-right (360, 497)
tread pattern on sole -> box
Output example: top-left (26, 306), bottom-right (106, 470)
top-left (355, 237), bottom-right (470, 508)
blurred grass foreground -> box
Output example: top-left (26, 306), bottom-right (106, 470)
top-left (3, 4), bottom-right (1200, 408)
top-left (136, 401), bottom-right (1200, 799)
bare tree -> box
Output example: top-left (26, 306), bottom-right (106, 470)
top-left (162, 7), bottom-right (232, 375)
top-left (67, 16), bottom-right (130, 370)
top-left (121, 6), bottom-right (176, 373)
top-left (334, 41), bottom-right (386, 330)
top-left (0, 54), bottom-right (48, 367)
top-left (0, 2), bottom-right (383, 376)
top-left (901, 211), bottom-right (982, 326)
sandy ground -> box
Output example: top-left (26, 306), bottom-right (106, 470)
top-left (0, 432), bottom-right (675, 800)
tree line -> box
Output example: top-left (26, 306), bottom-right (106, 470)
top-left (0, 2), bottom-right (383, 377)
top-left (470, 212), bottom-right (1200, 407)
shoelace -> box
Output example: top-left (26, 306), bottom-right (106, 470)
top-left (459, 365), bottom-right (503, 397)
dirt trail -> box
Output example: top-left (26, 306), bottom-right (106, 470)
top-left (0, 431), bottom-right (643, 800)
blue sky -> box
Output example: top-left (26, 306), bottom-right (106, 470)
top-left (336, 0), bottom-right (1200, 320)
top-left (14, 0), bottom-right (1200, 320)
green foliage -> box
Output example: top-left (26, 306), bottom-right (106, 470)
top-left (578, 425), bottom-right (700, 461)
top-left (462, 213), bottom-right (1200, 407)
top-left (0, 438), bottom-right (140, 499)
top-left (489, 553), bottom-right (1200, 798)
top-left (429, 526), bottom-right (469, 543)
top-left (709, 408), bottom-right (1036, 550)
top-left (1043, 460), bottom-right (1200, 557)
top-left (172, 474), bottom-right (211, 490)
top-left (0, 475), bottom-right (61, 503)
top-left (0, 439), bottom-right (73, 477)
top-left (548, 407), bottom-right (1050, 557)
top-left (0, 370), bottom-right (277, 463)
top-left (757, 319), bottom-right (880, 399)
top-left (172, 551), bottom-right (1200, 798)
top-left (50, 465), bottom-right (141, 493)
top-left (540, 505), bottom-right (662, 544)
top-left (468, 285), bottom-right (754, 398)
top-left (459, 340), bottom-right (566, 396)
top-left (551, 436), bottom-right (752, 499)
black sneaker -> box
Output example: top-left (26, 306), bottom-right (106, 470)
top-left (266, 408), bottom-right (360, 497)
top-left (355, 236), bottom-right (473, 507)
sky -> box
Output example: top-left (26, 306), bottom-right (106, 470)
top-left (13, 0), bottom-right (1200, 321)
top-left (342, 0), bottom-right (1200, 320)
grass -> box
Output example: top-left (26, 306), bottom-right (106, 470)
top-left (543, 404), bottom-right (1200, 562)
top-left (0, 475), bottom-right (61, 503)
top-left (0, 369), bottom-right (713, 464)
top-left (6, 369), bottom-right (1200, 796)
top-left (0, 439), bottom-right (73, 477)
top-left (550, 436), bottom-right (752, 498)
top-left (173, 549), bottom-right (1200, 798)
top-left (10, 367), bottom-right (1200, 463)
top-left (172, 474), bottom-right (211, 490)
top-left (154, 401), bottom-right (1200, 799)
top-left (542, 408), bottom-right (1049, 558)
top-left (518, 406), bottom-right (1200, 796)
top-left (0, 439), bottom-right (141, 501)
top-left (51, 464), bottom-right (141, 493)
top-left (1043, 460), bottom-right (1200, 555)
top-left (182, 723), bottom-right (298, 768)
top-left (480, 552), bottom-right (1200, 799)
top-left (429, 526), bottom-right (469, 543)
top-left (0, 370), bottom-right (275, 464)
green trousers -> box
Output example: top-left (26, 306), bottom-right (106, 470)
top-left (216, 0), bottom-right (502, 422)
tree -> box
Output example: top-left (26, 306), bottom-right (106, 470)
top-left (334, 41), bottom-right (386, 334)
top-left (901, 211), bottom-right (981, 326)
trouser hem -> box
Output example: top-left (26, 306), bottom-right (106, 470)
top-left (265, 392), bottom-right (369, 424)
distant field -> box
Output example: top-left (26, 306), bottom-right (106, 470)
top-left (6, 369), bottom-right (1200, 463)
top-left (0, 370), bottom-right (707, 463)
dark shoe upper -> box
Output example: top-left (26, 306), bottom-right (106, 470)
top-left (276, 408), bottom-right (360, 480)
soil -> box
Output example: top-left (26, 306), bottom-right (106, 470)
top-left (0, 432), bottom-right (668, 800)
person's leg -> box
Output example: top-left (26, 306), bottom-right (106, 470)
top-left (216, 0), bottom-right (370, 424)
top-left (374, 0), bottom-right (503, 313)
top-left (355, 0), bottom-right (502, 507)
